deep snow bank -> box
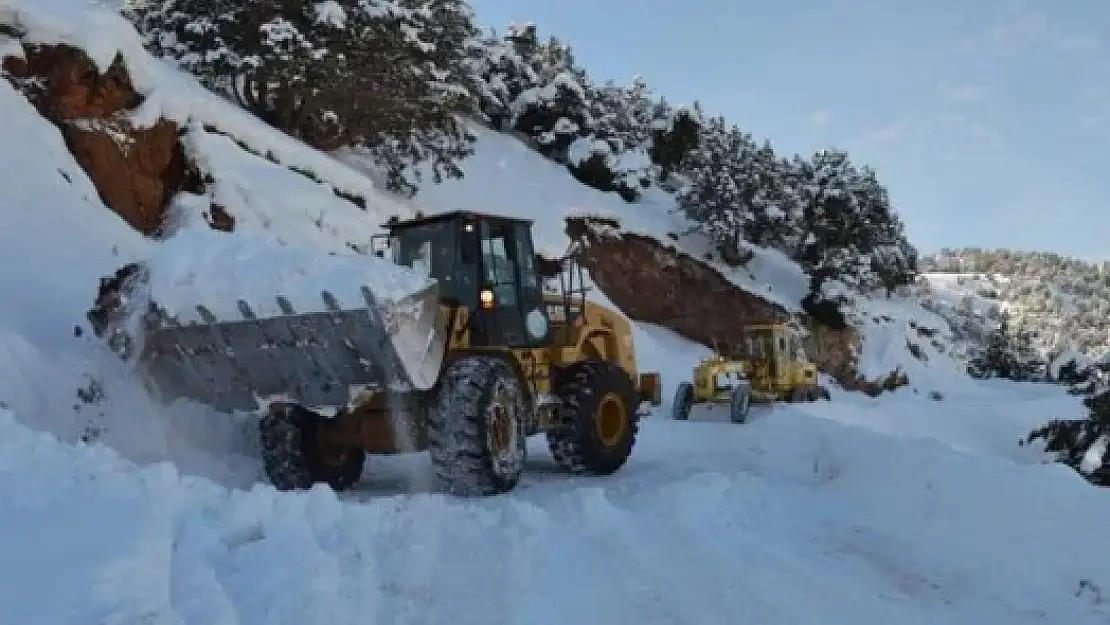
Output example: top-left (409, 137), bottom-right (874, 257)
top-left (2, 374), bottom-right (1109, 625)
top-left (0, 0), bottom-right (430, 482)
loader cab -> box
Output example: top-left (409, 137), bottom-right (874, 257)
top-left (383, 211), bottom-right (549, 348)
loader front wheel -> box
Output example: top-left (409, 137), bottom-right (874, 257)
top-left (428, 356), bottom-right (528, 497)
top-left (259, 403), bottom-right (366, 492)
top-left (547, 359), bottom-right (639, 476)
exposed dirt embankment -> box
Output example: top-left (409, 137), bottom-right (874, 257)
top-left (566, 217), bottom-right (904, 394)
top-left (567, 216), bottom-right (789, 344)
top-left (0, 40), bottom-right (231, 235)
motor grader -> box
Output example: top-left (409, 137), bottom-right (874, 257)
top-left (672, 323), bottom-right (829, 423)
top-left (89, 210), bottom-right (662, 496)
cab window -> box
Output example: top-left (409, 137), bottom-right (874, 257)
top-left (480, 221), bottom-right (518, 306)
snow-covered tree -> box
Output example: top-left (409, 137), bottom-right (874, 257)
top-left (565, 77), bottom-right (657, 200)
top-left (676, 117), bottom-right (790, 261)
top-left (966, 316), bottom-right (1044, 380)
top-left (507, 34), bottom-right (592, 160)
top-left (467, 23), bottom-right (665, 200)
top-left (648, 101), bottom-right (702, 181)
top-left (1028, 369), bottom-right (1110, 486)
top-left (785, 149), bottom-right (916, 291)
top-left (122, 0), bottom-right (477, 194)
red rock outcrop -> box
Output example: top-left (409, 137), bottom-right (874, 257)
top-left (2, 43), bottom-right (196, 236)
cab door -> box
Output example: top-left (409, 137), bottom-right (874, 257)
top-left (457, 219), bottom-right (539, 348)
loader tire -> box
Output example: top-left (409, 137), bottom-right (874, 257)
top-left (259, 403), bottom-right (366, 492)
top-left (547, 359), bottom-right (639, 476)
top-left (428, 355), bottom-right (528, 497)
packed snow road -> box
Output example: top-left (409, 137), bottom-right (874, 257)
top-left (2, 380), bottom-right (1108, 625)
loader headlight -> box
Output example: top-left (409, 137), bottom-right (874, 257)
top-left (525, 308), bottom-right (549, 341)
top-left (479, 288), bottom-right (495, 309)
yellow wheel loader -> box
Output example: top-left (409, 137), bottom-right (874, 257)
top-left (88, 210), bottom-right (662, 496)
top-left (672, 324), bottom-right (829, 423)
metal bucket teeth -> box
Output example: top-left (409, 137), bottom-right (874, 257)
top-left (136, 281), bottom-right (445, 413)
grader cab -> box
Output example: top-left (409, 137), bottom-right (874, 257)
top-left (735, 324), bottom-right (828, 403)
top-left (672, 324), bottom-right (829, 423)
top-left (91, 210), bottom-right (662, 497)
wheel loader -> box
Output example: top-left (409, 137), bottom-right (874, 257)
top-left (88, 210), bottom-right (663, 496)
top-left (672, 324), bottom-right (829, 423)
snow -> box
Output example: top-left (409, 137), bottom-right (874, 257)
top-left (347, 122), bottom-right (811, 312)
top-left (2, 369), bottom-right (1109, 624)
top-left (848, 291), bottom-right (975, 386)
top-left (142, 226), bottom-right (434, 323)
top-left (1, 1), bottom-right (1109, 624)
top-left (313, 1), bottom-right (347, 27)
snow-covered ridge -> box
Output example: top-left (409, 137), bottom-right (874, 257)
top-left (921, 250), bottom-right (1110, 363)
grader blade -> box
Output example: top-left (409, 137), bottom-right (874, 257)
top-left (136, 281), bottom-right (446, 413)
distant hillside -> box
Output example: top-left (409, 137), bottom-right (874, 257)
top-left (919, 248), bottom-right (1110, 366)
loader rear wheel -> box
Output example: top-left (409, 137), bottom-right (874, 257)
top-left (428, 355), bottom-right (528, 497)
top-left (259, 403), bottom-right (366, 492)
top-left (547, 359), bottom-right (639, 476)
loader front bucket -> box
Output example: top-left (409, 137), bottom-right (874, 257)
top-left (135, 281), bottom-right (446, 414)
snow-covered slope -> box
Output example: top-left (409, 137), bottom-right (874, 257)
top-left (921, 249), bottom-right (1110, 363)
top-left (340, 123), bottom-right (813, 314)
top-left (1, 2), bottom-right (1109, 624)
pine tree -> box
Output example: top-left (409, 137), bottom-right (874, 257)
top-left (790, 149), bottom-right (863, 282)
top-left (677, 118), bottom-right (790, 260)
top-left (649, 101), bottom-right (702, 181)
top-left (1027, 374), bottom-right (1110, 486)
top-left (783, 149), bottom-right (916, 292)
top-left (967, 317), bottom-right (1017, 378)
top-left (122, 0), bottom-right (477, 195)
top-left (676, 116), bottom-right (750, 260)
top-left (508, 34), bottom-right (592, 160)
top-left (743, 140), bottom-right (793, 247)
top-left (966, 316), bottom-right (1045, 380)
top-left (563, 79), bottom-right (649, 201)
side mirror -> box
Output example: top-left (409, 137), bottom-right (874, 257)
top-left (536, 254), bottom-right (562, 278)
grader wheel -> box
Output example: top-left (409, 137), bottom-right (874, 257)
top-left (790, 384), bottom-right (831, 402)
top-left (672, 382), bottom-right (694, 421)
top-left (547, 359), bottom-right (639, 475)
top-left (729, 384), bottom-right (752, 423)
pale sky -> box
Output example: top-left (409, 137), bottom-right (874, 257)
top-left (466, 0), bottom-right (1109, 262)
